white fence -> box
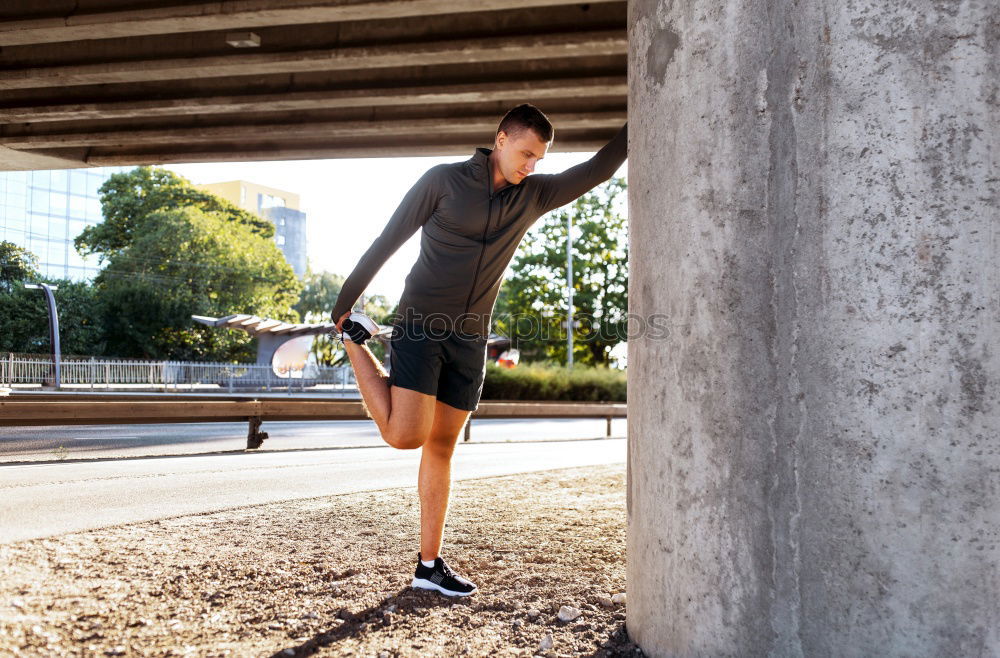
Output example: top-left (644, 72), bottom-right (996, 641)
top-left (0, 353), bottom-right (357, 392)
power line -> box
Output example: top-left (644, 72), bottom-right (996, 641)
top-left (3, 229), bottom-right (295, 280)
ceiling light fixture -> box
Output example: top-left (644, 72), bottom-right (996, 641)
top-left (226, 32), bottom-right (261, 48)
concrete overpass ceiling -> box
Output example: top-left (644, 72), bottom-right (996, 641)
top-left (0, 0), bottom-right (627, 170)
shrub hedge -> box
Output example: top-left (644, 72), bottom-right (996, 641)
top-left (482, 361), bottom-right (626, 402)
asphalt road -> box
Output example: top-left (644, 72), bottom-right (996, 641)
top-left (0, 437), bottom-right (626, 544)
top-left (0, 417), bottom-right (626, 463)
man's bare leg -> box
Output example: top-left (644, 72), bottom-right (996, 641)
top-left (342, 340), bottom-right (436, 449)
top-left (342, 341), bottom-right (392, 433)
top-left (419, 399), bottom-right (471, 560)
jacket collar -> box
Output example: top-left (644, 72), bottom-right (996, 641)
top-left (468, 147), bottom-right (492, 180)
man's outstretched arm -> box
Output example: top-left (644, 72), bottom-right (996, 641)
top-left (533, 122), bottom-right (628, 213)
top-left (330, 165), bottom-right (442, 325)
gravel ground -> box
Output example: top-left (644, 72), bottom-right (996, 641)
top-left (1, 464), bottom-right (642, 657)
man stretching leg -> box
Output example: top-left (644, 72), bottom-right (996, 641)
top-left (331, 104), bottom-right (627, 596)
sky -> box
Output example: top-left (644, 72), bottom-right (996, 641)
top-left (166, 150), bottom-right (627, 305)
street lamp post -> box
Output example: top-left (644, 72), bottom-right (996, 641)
top-left (566, 213), bottom-right (574, 369)
top-left (25, 283), bottom-right (61, 388)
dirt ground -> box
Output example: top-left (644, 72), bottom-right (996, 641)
top-left (0, 464), bottom-right (643, 657)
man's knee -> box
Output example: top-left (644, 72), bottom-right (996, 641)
top-left (383, 426), bottom-right (427, 450)
top-left (422, 436), bottom-right (457, 460)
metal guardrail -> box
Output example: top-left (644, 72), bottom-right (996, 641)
top-left (0, 353), bottom-right (356, 392)
top-left (0, 394), bottom-right (627, 449)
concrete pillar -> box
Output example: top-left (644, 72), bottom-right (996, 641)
top-left (627, 1), bottom-right (997, 655)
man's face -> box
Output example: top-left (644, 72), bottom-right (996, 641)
top-left (494, 128), bottom-right (550, 185)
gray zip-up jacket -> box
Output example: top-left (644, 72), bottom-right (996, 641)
top-left (331, 122), bottom-right (627, 337)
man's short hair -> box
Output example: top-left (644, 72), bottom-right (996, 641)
top-left (497, 104), bottom-right (554, 143)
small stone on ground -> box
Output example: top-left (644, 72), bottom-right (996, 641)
top-left (558, 605), bottom-right (582, 622)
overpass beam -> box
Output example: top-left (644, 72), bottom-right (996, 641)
top-left (0, 0), bottom-right (624, 46)
top-left (0, 76), bottom-right (627, 124)
top-left (0, 31), bottom-right (626, 91)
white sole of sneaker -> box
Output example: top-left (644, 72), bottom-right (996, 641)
top-left (411, 577), bottom-right (477, 597)
top-left (342, 313), bottom-right (379, 344)
top-left (348, 313), bottom-right (379, 333)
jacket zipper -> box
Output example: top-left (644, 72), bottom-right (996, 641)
top-left (463, 191), bottom-right (493, 320)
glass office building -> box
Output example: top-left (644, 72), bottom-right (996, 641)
top-left (0, 168), bottom-right (125, 281)
top-left (260, 205), bottom-right (308, 277)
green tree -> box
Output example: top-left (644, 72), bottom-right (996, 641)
top-left (293, 268), bottom-right (346, 366)
top-left (95, 206), bottom-right (301, 361)
top-left (75, 166), bottom-right (273, 263)
top-left (294, 267), bottom-right (394, 366)
top-left (361, 294), bottom-right (396, 366)
top-left (494, 177), bottom-right (628, 367)
top-left (294, 268), bottom-right (346, 322)
top-left (0, 241), bottom-right (40, 293)
top-left (0, 277), bottom-right (105, 356)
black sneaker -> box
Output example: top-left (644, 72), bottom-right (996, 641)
top-left (341, 312), bottom-right (379, 345)
top-left (411, 553), bottom-right (478, 597)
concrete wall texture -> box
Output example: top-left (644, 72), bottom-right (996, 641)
top-left (626, 1), bottom-right (997, 656)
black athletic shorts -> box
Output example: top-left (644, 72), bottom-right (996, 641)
top-left (386, 322), bottom-right (490, 412)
